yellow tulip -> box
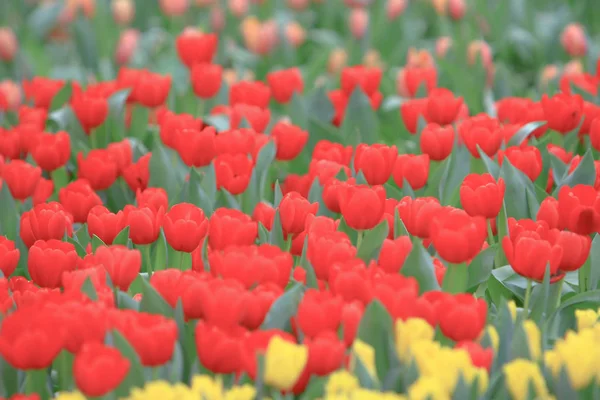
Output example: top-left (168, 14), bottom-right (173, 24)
top-left (225, 385), bottom-right (256, 400)
top-left (523, 320), bottom-right (541, 360)
top-left (395, 318), bottom-right (435, 362)
top-left (264, 336), bottom-right (308, 390)
top-left (575, 309), bottom-right (599, 331)
top-left (55, 393), bottom-right (87, 400)
top-left (408, 376), bottom-right (451, 400)
top-left (191, 375), bottom-right (224, 399)
top-left (351, 340), bottom-right (378, 379)
top-left (325, 370), bottom-right (360, 397)
top-left (544, 330), bottom-right (600, 389)
top-left (503, 359), bottom-right (549, 400)
top-left (507, 300), bottom-right (517, 321)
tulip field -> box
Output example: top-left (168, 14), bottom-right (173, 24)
top-left (2, 0), bottom-right (600, 399)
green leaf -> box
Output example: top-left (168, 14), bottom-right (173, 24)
top-left (273, 181), bottom-right (283, 207)
top-left (508, 121), bottom-right (546, 147)
top-left (80, 277), bottom-right (98, 301)
top-left (49, 82), bottom-right (72, 112)
top-left (67, 237), bottom-right (87, 258)
top-left (28, 1), bottom-right (63, 39)
top-left (289, 92), bottom-right (309, 129)
top-left (152, 229), bottom-right (169, 272)
top-left (500, 157), bottom-right (536, 219)
top-left (588, 234), bottom-right (600, 291)
top-left (91, 235), bottom-right (106, 252)
top-left (490, 265), bottom-right (528, 300)
top-left (261, 283), bottom-right (304, 332)
top-left (0, 184), bottom-right (18, 241)
top-left (113, 226), bottom-right (130, 246)
top-left (401, 238), bottom-right (441, 293)
top-left (341, 88), bottom-right (379, 146)
top-left (555, 149), bottom-right (596, 193)
top-left (308, 86), bottom-right (335, 123)
top-left (356, 221), bottom-right (389, 262)
top-left (548, 153), bottom-right (568, 188)
top-left (442, 263), bottom-right (468, 294)
top-left (467, 245), bottom-right (496, 290)
top-left (477, 146), bottom-right (500, 179)
top-left (393, 208), bottom-right (409, 239)
top-left (298, 236), bottom-right (319, 289)
top-left (139, 276), bottom-right (174, 318)
top-left (439, 145), bottom-right (470, 205)
top-left (269, 210), bottom-right (286, 249)
top-left (71, 17), bottom-right (99, 73)
top-left (112, 330), bottom-right (146, 396)
top-left (529, 265), bottom-right (559, 325)
top-left (149, 142), bottom-right (186, 199)
top-left (546, 289), bottom-right (600, 339)
top-left (356, 300), bottom-right (393, 383)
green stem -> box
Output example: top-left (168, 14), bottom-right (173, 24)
top-left (523, 279), bottom-right (533, 319)
top-left (487, 219), bottom-right (495, 246)
top-left (55, 350), bottom-right (74, 392)
top-left (25, 369), bottom-right (49, 400)
top-left (90, 129), bottom-right (97, 149)
top-left (197, 98), bottom-right (205, 118)
top-left (177, 251), bottom-right (185, 271)
top-left (555, 279), bottom-right (564, 309)
top-left (143, 245), bottom-right (153, 276)
top-left (356, 230), bottom-right (364, 249)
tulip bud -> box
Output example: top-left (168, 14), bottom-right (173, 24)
top-left (467, 40), bottom-right (492, 68)
top-left (0, 80), bottom-right (21, 109)
top-left (407, 47), bottom-right (434, 68)
top-left (540, 65), bottom-right (559, 88)
top-left (349, 8), bottom-right (368, 39)
top-left (115, 29), bottom-right (139, 65)
top-left (432, 0), bottom-right (447, 15)
top-left (328, 48), bottom-right (348, 75)
top-left (386, 0), bottom-right (407, 20)
top-left (210, 7), bottom-right (225, 31)
top-left (0, 28), bottom-right (17, 62)
top-left (195, 0), bottom-right (216, 5)
top-left (222, 69), bottom-right (239, 86)
top-left (229, 0), bottom-right (249, 17)
top-left (285, 21), bottom-right (306, 48)
top-left (287, 0), bottom-right (310, 10)
top-left (448, 0), bottom-right (465, 20)
top-left (435, 36), bottom-right (452, 59)
top-left (159, 0), bottom-right (189, 16)
top-left (363, 49), bottom-right (383, 69)
top-left (561, 23), bottom-right (587, 58)
top-left (257, 20), bottom-right (279, 55)
top-left (564, 59), bottom-right (584, 76)
top-left (112, 0), bottom-right (135, 25)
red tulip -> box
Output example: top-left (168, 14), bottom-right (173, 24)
top-left (28, 239), bottom-right (79, 288)
top-left (430, 208), bottom-right (487, 264)
top-left (252, 202), bottom-right (276, 230)
top-left (0, 308), bottom-right (65, 369)
top-left (32, 178), bottom-right (54, 206)
top-left (502, 233), bottom-right (563, 281)
top-left (59, 180), bottom-right (103, 224)
top-left (424, 88), bottom-right (463, 125)
top-left (557, 185), bottom-right (600, 235)
top-left (353, 144), bottom-right (397, 186)
top-left (340, 301), bottom-right (363, 346)
top-left (209, 244), bottom-right (293, 289)
top-left (77, 150), bottom-right (119, 191)
top-left (215, 153), bottom-right (253, 195)
top-left (541, 93), bottom-right (584, 133)
top-left (74, 342), bottom-right (130, 397)
top-left (107, 139), bottom-right (133, 174)
top-left (119, 205), bottom-right (164, 245)
top-left (456, 341), bottom-right (493, 372)
top-left (113, 310), bottom-right (178, 367)
top-left (229, 104), bottom-right (270, 132)
top-left (123, 153), bottom-right (151, 192)
top-left (201, 279), bottom-right (246, 329)
top-left (191, 63), bottom-right (223, 99)
top-left (2, 160), bottom-right (41, 200)
top-left (459, 114), bottom-right (503, 158)
top-left (71, 92), bottom-right (109, 133)
top-left (230, 81), bottom-right (271, 109)
top-left (163, 203), bottom-right (209, 252)
top-left (499, 146), bottom-right (543, 182)
top-left (195, 321), bottom-right (246, 374)
top-left (136, 187), bottom-right (169, 215)
top-left (241, 284), bottom-right (283, 329)
top-left (132, 70), bottom-right (172, 108)
top-left (0, 236), bottom-right (19, 277)
top-left (175, 30), bottom-right (218, 69)
top-left (590, 118), bottom-right (600, 152)
top-left (308, 231), bottom-right (357, 280)
top-left (438, 293), bottom-right (487, 341)
top-left (549, 230), bottom-right (591, 272)
top-left (159, 111), bottom-right (204, 149)
top-left (279, 192), bottom-right (319, 236)
top-left (174, 126), bottom-right (217, 168)
top-left (267, 68), bottom-right (304, 104)
top-left (271, 121), bottom-right (309, 161)
top-left (377, 236), bottom-right (412, 273)
top-left (393, 154), bottom-right (430, 190)
top-left (341, 66), bottom-right (382, 97)
top-left (312, 140), bottom-right (353, 165)
top-left (400, 98), bottom-right (427, 134)
top-left (398, 66), bottom-right (437, 98)
top-left (296, 289), bottom-right (343, 339)
top-left (208, 208), bottom-right (258, 250)
top-left (338, 184), bottom-right (386, 230)
top-left (20, 202), bottom-right (74, 248)
top-left (22, 77), bottom-right (65, 109)
top-left (30, 131), bottom-right (71, 172)
top-left (322, 178), bottom-right (354, 214)
top-left (87, 206), bottom-right (124, 245)
top-left (94, 245), bottom-right (142, 291)
top-left (396, 196), bottom-right (442, 239)
top-left (460, 173), bottom-right (505, 218)
top-left (536, 197), bottom-right (559, 230)
top-left (420, 123), bottom-right (455, 161)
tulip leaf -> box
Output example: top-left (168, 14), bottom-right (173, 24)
top-left (477, 145), bottom-right (500, 179)
top-left (258, 222), bottom-right (270, 245)
top-left (71, 17), bottom-right (99, 73)
top-left (509, 322), bottom-right (532, 361)
top-left (588, 234), bottom-right (600, 291)
top-left (401, 179), bottom-right (416, 199)
top-left (528, 265), bottom-right (558, 325)
top-left (0, 184), bottom-right (18, 241)
top-left (400, 237), bottom-right (440, 293)
top-left (149, 142), bottom-right (186, 200)
top-left (261, 282), bottom-right (305, 332)
top-left (91, 235), bottom-right (107, 252)
top-left (357, 300), bottom-right (393, 383)
top-left (357, 221), bottom-right (389, 262)
top-left (393, 208), bottom-right (409, 239)
top-left (139, 276), bottom-right (174, 318)
top-left (548, 152), bottom-right (568, 187)
top-left (80, 277), bottom-right (98, 302)
top-left (500, 157), bottom-right (537, 219)
top-left (442, 263), bottom-right (468, 294)
top-left (67, 237), bottom-right (87, 258)
top-left (221, 189), bottom-right (241, 210)
top-left (113, 226), bottom-right (131, 246)
top-left (352, 356), bottom-right (378, 390)
top-left (49, 81), bottom-right (72, 112)
top-left (273, 181), bottom-right (283, 207)
top-left (554, 149), bottom-right (596, 194)
top-left (28, 0), bottom-right (63, 39)
top-left (152, 229), bottom-right (169, 272)
top-left (439, 144), bottom-right (470, 205)
top-left (298, 235), bottom-right (319, 289)
top-left (545, 289), bottom-right (600, 339)
top-left (490, 265), bottom-right (528, 301)
top-left (342, 88), bottom-right (379, 146)
top-left (112, 330), bottom-right (146, 396)
top-left (269, 210), bottom-right (286, 250)
top-left (308, 86), bottom-right (335, 124)
top-left (0, 353), bottom-right (18, 396)
top-left (290, 92), bottom-right (309, 129)
top-left (467, 245), bottom-right (497, 290)
top-left (508, 121), bottom-right (546, 147)
top-left (116, 292), bottom-right (140, 311)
